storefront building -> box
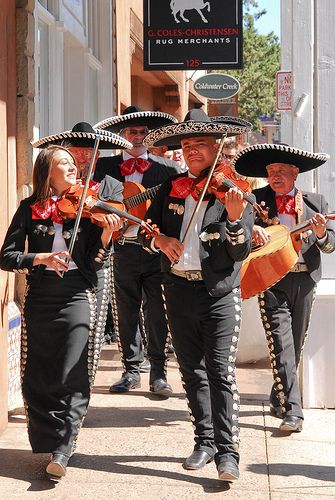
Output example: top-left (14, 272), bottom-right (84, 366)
top-left (0, 0), bottom-right (204, 432)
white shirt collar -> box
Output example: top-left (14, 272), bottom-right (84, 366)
top-left (275, 187), bottom-right (296, 197)
top-left (123, 151), bottom-right (148, 161)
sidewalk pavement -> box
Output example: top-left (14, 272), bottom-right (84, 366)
top-left (0, 343), bottom-right (334, 499)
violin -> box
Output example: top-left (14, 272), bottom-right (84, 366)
top-left (193, 162), bottom-right (267, 219)
top-left (57, 183), bottom-right (159, 238)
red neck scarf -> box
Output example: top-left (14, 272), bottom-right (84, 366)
top-left (31, 198), bottom-right (63, 224)
top-left (170, 177), bottom-right (201, 201)
top-left (120, 158), bottom-right (152, 176)
top-left (30, 180), bottom-right (101, 224)
top-left (275, 194), bottom-right (295, 215)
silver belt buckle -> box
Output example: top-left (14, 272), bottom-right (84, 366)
top-left (185, 270), bottom-right (202, 281)
top-left (292, 263), bottom-right (308, 272)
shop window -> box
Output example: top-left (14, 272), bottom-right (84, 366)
top-left (87, 0), bottom-right (100, 60)
top-left (38, 0), bottom-right (56, 16)
top-left (36, 19), bottom-right (50, 137)
top-left (88, 64), bottom-right (99, 125)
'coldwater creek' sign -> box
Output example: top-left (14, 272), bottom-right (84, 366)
top-left (143, 0), bottom-right (243, 71)
top-left (194, 73), bottom-right (240, 99)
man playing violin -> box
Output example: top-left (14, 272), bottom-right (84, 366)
top-left (139, 109), bottom-right (253, 481)
top-left (233, 144), bottom-right (335, 433)
top-left (93, 106), bottom-right (178, 397)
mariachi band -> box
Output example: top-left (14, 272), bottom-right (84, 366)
top-left (0, 106), bottom-right (334, 481)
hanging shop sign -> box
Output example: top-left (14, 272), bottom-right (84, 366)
top-left (194, 73), bottom-right (240, 99)
top-left (143, 0), bottom-right (243, 71)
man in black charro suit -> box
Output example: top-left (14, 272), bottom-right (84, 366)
top-left (94, 106), bottom-right (178, 397)
top-left (233, 143), bottom-right (335, 433)
top-left (138, 109), bottom-right (253, 481)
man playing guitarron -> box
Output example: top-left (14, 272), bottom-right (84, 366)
top-left (233, 143), bottom-right (335, 433)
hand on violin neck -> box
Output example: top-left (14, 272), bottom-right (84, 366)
top-left (100, 214), bottom-right (123, 247)
top-left (154, 235), bottom-right (184, 263)
top-left (225, 187), bottom-right (247, 223)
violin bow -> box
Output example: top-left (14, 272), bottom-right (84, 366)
top-left (61, 134), bottom-right (101, 275)
top-left (171, 133), bottom-right (226, 268)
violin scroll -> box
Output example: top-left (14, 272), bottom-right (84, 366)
top-left (139, 219), bottom-right (160, 239)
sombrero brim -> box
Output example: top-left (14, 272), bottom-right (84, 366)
top-left (233, 144), bottom-right (329, 177)
top-left (143, 121), bottom-right (247, 149)
top-left (31, 130), bottom-right (132, 150)
top-left (211, 115), bottom-right (252, 131)
top-left (94, 111), bottom-right (178, 133)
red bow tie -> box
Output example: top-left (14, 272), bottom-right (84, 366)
top-left (276, 194), bottom-right (295, 215)
top-left (170, 177), bottom-right (201, 201)
top-left (120, 158), bottom-right (152, 176)
top-left (31, 198), bottom-right (63, 224)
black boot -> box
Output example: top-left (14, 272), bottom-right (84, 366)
top-left (46, 452), bottom-right (69, 478)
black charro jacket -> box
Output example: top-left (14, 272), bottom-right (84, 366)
top-left (139, 173), bottom-right (255, 297)
top-left (0, 176), bottom-right (123, 286)
top-left (94, 153), bottom-right (178, 187)
top-left (252, 184), bottom-right (335, 283)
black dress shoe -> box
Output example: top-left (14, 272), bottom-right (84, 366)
top-left (217, 461), bottom-right (240, 481)
top-left (139, 358), bottom-right (151, 373)
top-left (279, 415), bottom-right (303, 432)
top-left (109, 374), bottom-right (140, 393)
top-left (183, 450), bottom-right (214, 470)
top-left (46, 453), bottom-right (69, 478)
top-left (149, 378), bottom-right (173, 398)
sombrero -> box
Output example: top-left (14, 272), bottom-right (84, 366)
top-left (210, 115), bottom-right (252, 130)
top-left (31, 122), bottom-right (132, 150)
top-left (142, 109), bottom-right (250, 149)
top-left (233, 143), bottom-right (329, 178)
top-left (94, 105), bottom-right (178, 133)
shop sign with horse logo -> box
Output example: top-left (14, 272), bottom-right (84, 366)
top-left (170, 0), bottom-right (211, 24)
top-left (143, 0), bottom-right (243, 71)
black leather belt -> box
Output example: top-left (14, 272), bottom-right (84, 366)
top-left (116, 236), bottom-right (140, 246)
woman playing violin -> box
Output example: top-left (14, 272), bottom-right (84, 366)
top-left (0, 145), bottom-right (122, 479)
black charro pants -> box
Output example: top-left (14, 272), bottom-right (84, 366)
top-left (163, 273), bottom-right (241, 467)
top-left (258, 271), bottom-right (316, 418)
top-left (23, 271), bottom-right (93, 455)
top-left (113, 242), bottom-right (169, 384)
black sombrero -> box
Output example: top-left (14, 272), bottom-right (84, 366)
top-left (142, 109), bottom-right (250, 149)
top-left (233, 143), bottom-right (329, 178)
top-left (210, 115), bottom-right (252, 130)
top-left (31, 122), bottom-right (132, 150)
top-left (94, 105), bottom-right (178, 133)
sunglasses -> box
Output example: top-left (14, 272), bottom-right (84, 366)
top-left (126, 128), bottom-right (149, 135)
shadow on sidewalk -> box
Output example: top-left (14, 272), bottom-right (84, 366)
top-left (70, 452), bottom-right (232, 493)
top-left (248, 463), bottom-right (335, 482)
top-left (0, 448), bottom-right (232, 494)
top-left (0, 449), bottom-right (59, 492)
top-left (240, 394), bottom-right (269, 403)
top-left (83, 405), bottom-right (189, 428)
